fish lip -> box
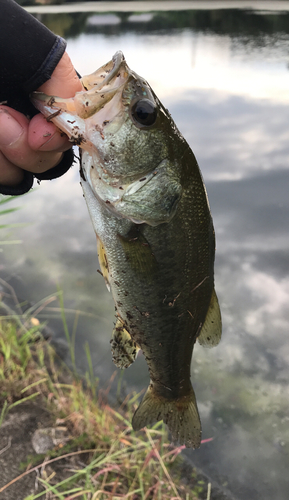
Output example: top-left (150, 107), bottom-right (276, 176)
top-left (30, 50), bottom-right (128, 110)
top-left (30, 52), bottom-right (130, 149)
top-left (80, 51), bottom-right (129, 101)
top-left (96, 51), bottom-right (125, 90)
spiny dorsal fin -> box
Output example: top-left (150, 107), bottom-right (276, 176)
top-left (197, 289), bottom-right (222, 348)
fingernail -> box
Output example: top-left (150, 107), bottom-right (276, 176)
top-left (0, 110), bottom-right (24, 146)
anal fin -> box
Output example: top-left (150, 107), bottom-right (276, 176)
top-left (110, 318), bottom-right (140, 369)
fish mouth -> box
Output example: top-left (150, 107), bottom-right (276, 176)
top-left (77, 50), bottom-right (130, 120)
top-left (81, 51), bottom-right (127, 92)
top-left (30, 51), bottom-right (130, 146)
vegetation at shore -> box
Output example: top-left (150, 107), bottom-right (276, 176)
top-left (0, 194), bottom-right (211, 498)
top-left (0, 291), bottom-right (210, 500)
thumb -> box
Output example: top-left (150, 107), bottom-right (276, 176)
top-left (38, 51), bottom-right (82, 98)
top-left (29, 51), bottom-right (83, 150)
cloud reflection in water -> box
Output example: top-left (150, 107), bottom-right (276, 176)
top-left (2, 19), bottom-right (289, 500)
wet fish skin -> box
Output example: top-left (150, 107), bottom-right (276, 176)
top-left (31, 52), bottom-right (222, 448)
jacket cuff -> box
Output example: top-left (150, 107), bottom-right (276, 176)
top-left (34, 148), bottom-right (75, 181)
top-left (23, 37), bottom-right (67, 94)
top-left (0, 170), bottom-right (33, 196)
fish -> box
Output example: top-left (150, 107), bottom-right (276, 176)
top-left (31, 51), bottom-right (222, 448)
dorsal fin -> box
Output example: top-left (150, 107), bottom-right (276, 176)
top-left (197, 289), bottom-right (222, 348)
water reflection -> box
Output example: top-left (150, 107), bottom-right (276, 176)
top-left (3, 5), bottom-right (289, 500)
top-left (32, 8), bottom-right (289, 40)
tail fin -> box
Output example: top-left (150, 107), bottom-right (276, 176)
top-left (132, 384), bottom-right (201, 449)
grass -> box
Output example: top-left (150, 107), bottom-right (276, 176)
top-left (0, 287), bottom-right (211, 500)
top-left (0, 194), bottom-right (27, 248)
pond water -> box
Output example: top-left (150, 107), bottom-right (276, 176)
top-left (2, 4), bottom-right (289, 500)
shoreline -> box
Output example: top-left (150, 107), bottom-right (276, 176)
top-left (0, 283), bottom-right (234, 500)
top-left (25, 1), bottom-right (289, 14)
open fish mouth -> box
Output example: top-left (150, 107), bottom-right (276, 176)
top-left (30, 51), bottom-right (130, 148)
top-left (81, 50), bottom-right (127, 93)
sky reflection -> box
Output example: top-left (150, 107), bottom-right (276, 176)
top-left (2, 11), bottom-right (289, 500)
top-left (67, 29), bottom-right (289, 102)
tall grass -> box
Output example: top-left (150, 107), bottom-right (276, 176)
top-left (0, 287), bottom-right (210, 500)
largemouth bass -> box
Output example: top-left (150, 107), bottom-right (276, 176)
top-left (31, 51), bottom-right (221, 448)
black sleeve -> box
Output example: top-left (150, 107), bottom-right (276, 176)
top-left (0, 0), bottom-right (76, 196)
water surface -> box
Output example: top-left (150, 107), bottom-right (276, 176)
top-left (2, 5), bottom-right (289, 500)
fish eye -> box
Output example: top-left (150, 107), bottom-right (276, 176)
top-left (131, 99), bottom-right (157, 127)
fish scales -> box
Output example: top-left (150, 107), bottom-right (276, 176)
top-left (31, 51), bottom-right (222, 448)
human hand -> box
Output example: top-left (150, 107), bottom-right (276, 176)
top-left (0, 52), bottom-right (82, 187)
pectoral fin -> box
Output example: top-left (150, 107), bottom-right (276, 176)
top-left (197, 289), bottom-right (222, 348)
top-left (118, 230), bottom-right (157, 278)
